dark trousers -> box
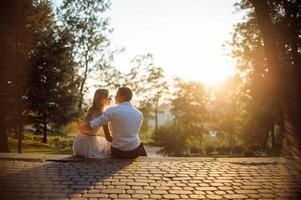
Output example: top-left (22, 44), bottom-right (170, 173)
top-left (111, 143), bottom-right (147, 159)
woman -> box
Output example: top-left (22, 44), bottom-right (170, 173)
top-left (73, 89), bottom-right (112, 158)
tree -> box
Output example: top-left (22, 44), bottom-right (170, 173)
top-left (153, 123), bottom-right (187, 156)
top-left (0, 0), bottom-right (33, 152)
top-left (231, 0), bottom-right (301, 157)
top-left (249, 0), bottom-right (301, 158)
top-left (171, 78), bottom-right (208, 134)
top-left (228, 0), bottom-right (301, 155)
top-left (96, 53), bottom-right (169, 137)
top-left (129, 54), bottom-right (169, 136)
top-left (27, 0), bottom-right (80, 143)
top-left (59, 0), bottom-right (112, 109)
top-left (96, 49), bottom-right (127, 90)
top-left (209, 76), bottom-right (245, 154)
top-left (153, 78), bottom-right (208, 156)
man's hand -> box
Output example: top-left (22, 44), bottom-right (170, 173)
top-left (79, 123), bottom-right (92, 133)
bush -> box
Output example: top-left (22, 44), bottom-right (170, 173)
top-left (232, 145), bottom-right (243, 155)
top-left (152, 123), bottom-right (188, 156)
top-left (185, 136), bottom-right (203, 154)
top-left (216, 145), bottom-right (229, 154)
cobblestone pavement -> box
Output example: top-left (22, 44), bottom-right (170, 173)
top-left (0, 154), bottom-right (301, 200)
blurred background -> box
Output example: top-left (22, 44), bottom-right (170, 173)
top-left (1, 0), bottom-right (300, 158)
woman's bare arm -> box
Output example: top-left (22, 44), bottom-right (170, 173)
top-left (103, 124), bottom-right (112, 142)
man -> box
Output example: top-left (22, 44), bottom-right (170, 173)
top-left (80, 86), bottom-right (147, 159)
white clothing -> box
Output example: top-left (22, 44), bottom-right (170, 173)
top-left (73, 114), bottom-right (111, 158)
top-left (73, 134), bottom-right (111, 158)
top-left (90, 102), bottom-right (143, 151)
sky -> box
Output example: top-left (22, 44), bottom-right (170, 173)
top-left (108, 0), bottom-right (244, 86)
top-left (53, 0), bottom-right (245, 101)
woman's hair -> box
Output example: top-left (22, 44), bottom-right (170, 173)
top-left (85, 89), bottom-right (109, 122)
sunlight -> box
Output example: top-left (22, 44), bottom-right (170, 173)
top-left (109, 0), bottom-right (242, 87)
top-left (198, 65), bottom-right (235, 86)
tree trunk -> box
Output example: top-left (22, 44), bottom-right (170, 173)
top-left (78, 53), bottom-right (89, 109)
top-left (283, 0), bottom-right (301, 157)
top-left (155, 97), bottom-right (159, 135)
top-left (229, 131), bottom-right (233, 155)
top-left (0, 124), bottom-right (9, 152)
top-left (17, 125), bottom-right (23, 153)
top-left (271, 118), bottom-right (275, 150)
top-left (277, 106), bottom-right (285, 151)
top-left (250, 0), bottom-right (301, 158)
top-left (42, 117), bottom-right (48, 143)
top-left (0, 79), bottom-right (9, 152)
top-left (282, 0), bottom-right (301, 99)
top-left (263, 129), bottom-right (269, 151)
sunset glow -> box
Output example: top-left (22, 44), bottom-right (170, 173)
top-left (109, 0), bottom-right (242, 86)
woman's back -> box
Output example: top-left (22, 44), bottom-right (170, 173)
top-left (73, 107), bottom-right (111, 158)
top-left (83, 107), bottom-right (101, 136)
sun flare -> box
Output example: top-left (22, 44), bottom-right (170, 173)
top-left (197, 64), bottom-right (235, 86)
top-left (109, 0), bottom-right (241, 87)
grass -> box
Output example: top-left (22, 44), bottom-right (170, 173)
top-left (8, 133), bottom-right (73, 154)
top-left (7, 129), bottom-right (155, 155)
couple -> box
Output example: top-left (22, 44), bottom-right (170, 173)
top-left (73, 87), bottom-right (147, 159)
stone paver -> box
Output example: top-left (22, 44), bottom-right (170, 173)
top-left (0, 153), bottom-right (301, 199)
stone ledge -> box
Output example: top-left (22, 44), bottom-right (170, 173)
top-left (0, 153), bottom-right (298, 164)
top-left (217, 157), bottom-right (298, 164)
top-left (0, 153), bottom-right (133, 162)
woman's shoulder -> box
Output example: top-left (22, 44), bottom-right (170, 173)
top-left (85, 107), bottom-right (102, 121)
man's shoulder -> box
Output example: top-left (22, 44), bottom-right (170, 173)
top-left (133, 106), bottom-right (142, 113)
top-left (105, 104), bottom-right (130, 113)
top-left (132, 106), bottom-right (143, 117)
top-left (107, 103), bottom-right (142, 115)
top-left (105, 105), bottom-right (119, 113)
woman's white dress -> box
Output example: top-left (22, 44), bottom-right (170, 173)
top-left (73, 123), bottom-right (111, 158)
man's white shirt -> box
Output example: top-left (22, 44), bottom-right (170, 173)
top-left (90, 102), bottom-right (143, 151)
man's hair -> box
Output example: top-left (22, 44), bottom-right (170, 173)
top-left (118, 86), bottom-right (133, 102)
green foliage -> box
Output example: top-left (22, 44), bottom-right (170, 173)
top-left (226, 0), bottom-right (301, 154)
top-left (58, 0), bottom-right (112, 109)
top-left (209, 76), bottom-right (245, 153)
top-left (129, 54), bottom-right (169, 135)
top-left (89, 0), bottom-right (300, 157)
top-left (153, 123), bottom-right (188, 156)
top-left (96, 53), bottom-right (169, 135)
top-left (152, 79), bottom-right (209, 156)
top-left (185, 136), bottom-right (203, 154)
top-left (0, 0), bottom-right (33, 152)
top-left (26, 0), bottom-right (80, 143)
top-left (225, 0), bottom-right (301, 156)
top-left (4, 0), bottom-right (300, 156)
top-left (171, 78), bottom-right (208, 136)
